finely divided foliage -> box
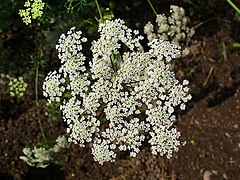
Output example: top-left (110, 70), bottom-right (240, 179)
top-left (43, 19), bottom-right (191, 165)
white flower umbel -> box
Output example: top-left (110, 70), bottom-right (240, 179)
top-left (42, 71), bottom-right (65, 103)
top-left (43, 19), bottom-right (191, 165)
top-left (149, 127), bottom-right (181, 158)
top-left (144, 5), bottom-right (195, 56)
top-left (92, 138), bottom-right (117, 165)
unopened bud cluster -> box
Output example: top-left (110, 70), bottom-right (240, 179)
top-left (8, 76), bottom-right (28, 98)
top-left (43, 19), bottom-right (191, 165)
top-left (19, 0), bottom-right (45, 25)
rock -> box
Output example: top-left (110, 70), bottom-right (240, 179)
top-left (203, 170), bottom-right (218, 180)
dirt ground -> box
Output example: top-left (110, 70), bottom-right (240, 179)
top-left (0, 1), bottom-right (240, 180)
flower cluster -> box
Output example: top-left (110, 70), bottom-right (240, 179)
top-left (144, 5), bottom-right (195, 56)
top-left (19, 0), bottom-right (45, 25)
top-left (43, 19), bottom-right (191, 165)
top-left (20, 135), bottom-right (69, 168)
top-left (8, 76), bottom-right (28, 98)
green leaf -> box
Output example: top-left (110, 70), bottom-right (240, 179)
top-left (232, 42), bottom-right (240, 48)
top-left (110, 53), bottom-right (122, 72)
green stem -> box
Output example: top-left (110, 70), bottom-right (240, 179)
top-left (147, 0), bottom-right (158, 16)
top-left (35, 61), bottom-right (46, 140)
top-left (95, 0), bottom-right (103, 22)
top-left (73, 1), bottom-right (83, 9)
top-left (83, 19), bottom-right (96, 26)
top-left (226, 0), bottom-right (240, 14)
top-left (110, 53), bottom-right (117, 72)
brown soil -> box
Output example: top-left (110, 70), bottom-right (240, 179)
top-left (1, 1), bottom-right (240, 180)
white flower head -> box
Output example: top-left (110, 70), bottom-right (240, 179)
top-left (144, 6), bottom-right (195, 57)
top-left (42, 70), bottom-right (65, 103)
top-left (42, 18), bottom-right (191, 165)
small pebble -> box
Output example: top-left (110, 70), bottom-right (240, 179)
top-left (225, 132), bottom-right (231, 138)
top-left (223, 172), bottom-right (228, 179)
top-left (203, 170), bottom-right (212, 180)
top-left (203, 170), bottom-right (218, 180)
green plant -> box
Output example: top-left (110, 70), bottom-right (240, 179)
top-left (64, 0), bottom-right (90, 14)
top-left (226, 0), bottom-right (240, 14)
top-left (190, 139), bottom-right (196, 145)
top-left (0, 0), bottom-right (22, 32)
top-left (233, 42), bottom-right (240, 47)
top-left (219, 41), bottom-right (228, 60)
top-left (29, 31), bottom-right (47, 141)
top-left (45, 101), bottom-right (61, 119)
top-left (226, 0), bottom-right (240, 48)
top-left (20, 135), bottom-right (69, 168)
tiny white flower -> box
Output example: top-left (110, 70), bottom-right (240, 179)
top-left (180, 103), bottom-right (186, 110)
top-left (183, 79), bottom-right (189, 85)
